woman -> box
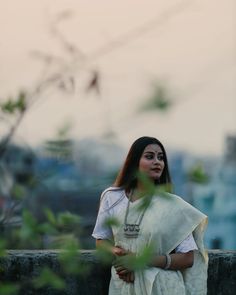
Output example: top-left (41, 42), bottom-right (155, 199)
top-left (92, 136), bottom-right (208, 295)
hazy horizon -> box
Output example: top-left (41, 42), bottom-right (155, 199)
top-left (0, 0), bottom-right (235, 156)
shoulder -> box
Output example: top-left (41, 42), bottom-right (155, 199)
top-left (153, 192), bottom-right (184, 204)
top-left (100, 186), bottom-right (125, 204)
top-left (153, 192), bottom-right (199, 211)
top-left (99, 186), bottom-right (126, 211)
top-left (164, 192), bottom-right (208, 219)
top-left (159, 192), bottom-right (189, 205)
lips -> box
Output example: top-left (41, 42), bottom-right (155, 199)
top-left (151, 168), bottom-right (162, 173)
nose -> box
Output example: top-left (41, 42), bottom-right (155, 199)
top-left (153, 156), bottom-right (160, 164)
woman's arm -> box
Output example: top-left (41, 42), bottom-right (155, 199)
top-left (149, 251), bottom-right (194, 270)
top-left (114, 251), bottom-right (193, 279)
top-left (96, 238), bottom-right (112, 250)
top-left (149, 233), bottom-right (196, 270)
top-left (98, 238), bottom-right (194, 274)
top-left (106, 246), bottom-right (193, 283)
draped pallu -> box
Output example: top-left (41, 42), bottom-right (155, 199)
top-left (109, 193), bottom-right (208, 295)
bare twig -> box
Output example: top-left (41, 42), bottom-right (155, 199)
top-left (1, 0), bottom-right (195, 156)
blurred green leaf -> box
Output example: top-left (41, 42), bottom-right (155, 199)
top-left (33, 267), bottom-right (65, 290)
top-left (137, 172), bottom-right (156, 195)
top-left (133, 173), bottom-right (172, 212)
top-left (156, 183), bottom-right (173, 193)
top-left (188, 163), bottom-right (209, 184)
top-left (140, 83), bottom-right (172, 113)
top-left (57, 211), bottom-right (80, 231)
top-left (18, 210), bottom-right (43, 247)
top-left (103, 217), bottom-right (120, 228)
top-left (0, 283), bottom-right (19, 295)
top-left (136, 172), bottom-right (156, 211)
top-left (95, 241), bottom-right (114, 265)
top-left (44, 208), bottom-right (57, 226)
top-left (11, 184), bottom-right (26, 200)
top-left (0, 239), bottom-right (7, 257)
top-left (115, 244), bottom-right (154, 271)
top-left (0, 91), bottom-right (27, 115)
top-left (1, 98), bottom-right (15, 114)
top-left (16, 91), bottom-right (27, 112)
top-left (22, 210), bottom-right (37, 228)
top-left (133, 244), bottom-right (154, 269)
top-left (38, 222), bottom-right (58, 236)
top-left (59, 237), bottom-right (83, 274)
top-left (49, 233), bottom-right (76, 249)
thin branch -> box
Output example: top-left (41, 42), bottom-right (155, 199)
top-left (0, 109), bottom-right (27, 158)
top-left (86, 0), bottom-right (194, 61)
top-left (0, 0), bottom-right (195, 156)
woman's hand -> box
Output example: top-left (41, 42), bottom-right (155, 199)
top-left (112, 248), bottom-right (135, 283)
top-left (112, 245), bottom-right (127, 256)
top-left (96, 241), bottom-right (135, 283)
top-left (117, 270), bottom-right (135, 283)
top-left (114, 262), bottom-right (135, 283)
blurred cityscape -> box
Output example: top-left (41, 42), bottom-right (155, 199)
top-left (0, 135), bottom-right (236, 250)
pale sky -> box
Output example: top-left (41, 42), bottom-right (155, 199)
top-left (0, 0), bottom-right (235, 156)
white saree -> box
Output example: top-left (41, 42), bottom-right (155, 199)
top-left (109, 193), bottom-right (208, 295)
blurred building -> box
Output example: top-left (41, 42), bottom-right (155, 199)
top-left (2, 137), bottom-right (236, 250)
top-left (0, 144), bottom-right (36, 221)
top-left (0, 144), bottom-right (36, 184)
top-left (193, 135), bottom-right (236, 249)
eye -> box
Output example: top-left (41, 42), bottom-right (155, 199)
top-left (145, 154), bottom-right (154, 160)
top-left (157, 154), bottom-right (164, 161)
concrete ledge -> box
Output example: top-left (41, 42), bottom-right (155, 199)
top-left (208, 250), bottom-right (236, 295)
top-left (0, 250), bottom-right (235, 295)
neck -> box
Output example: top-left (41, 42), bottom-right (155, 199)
top-left (130, 185), bottom-right (149, 201)
top-left (136, 180), bottom-right (157, 197)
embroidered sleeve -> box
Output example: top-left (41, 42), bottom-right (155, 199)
top-left (92, 191), bottom-right (113, 240)
top-left (175, 233), bottom-right (198, 253)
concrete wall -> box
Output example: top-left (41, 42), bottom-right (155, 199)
top-left (208, 250), bottom-right (236, 295)
top-left (0, 250), bottom-right (235, 295)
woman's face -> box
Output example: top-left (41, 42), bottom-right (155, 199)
top-left (138, 144), bottom-right (165, 181)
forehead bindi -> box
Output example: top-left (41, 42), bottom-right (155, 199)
top-left (143, 144), bottom-right (163, 154)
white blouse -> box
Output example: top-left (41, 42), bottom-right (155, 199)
top-left (92, 188), bottom-right (198, 253)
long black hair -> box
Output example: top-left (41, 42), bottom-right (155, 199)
top-left (114, 136), bottom-right (172, 192)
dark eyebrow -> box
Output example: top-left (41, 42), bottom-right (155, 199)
top-left (144, 151), bottom-right (163, 155)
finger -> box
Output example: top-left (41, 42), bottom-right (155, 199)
top-left (117, 269), bottom-right (129, 275)
top-left (119, 273), bottom-right (130, 283)
top-left (113, 261), bottom-right (122, 267)
top-left (113, 256), bottom-right (127, 266)
top-left (126, 272), bottom-right (134, 283)
top-left (130, 272), bottom-right (135, 283)
top-left (117, 268), bottom-right (129, 276)
top-left (113, 246), bottom-right (127, 256)
top-left (113, 258), bottom-right (126, 268)
top-left (124, 272), bottom-right (130, 283)
top-left (112, 246), bottom-right (122, 255)
top-left (115, 265), bottom-right (126, 272)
